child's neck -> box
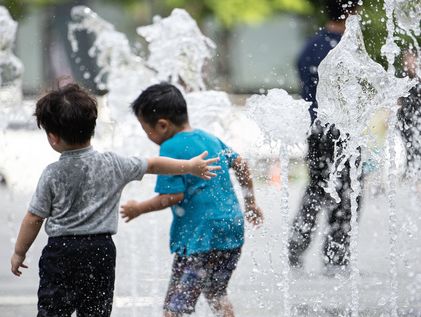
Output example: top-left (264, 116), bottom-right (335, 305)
top-left (173, 123), bottom-right (192, 134)
top-left (60, 141), bottom-right (91, 153)
top-left (163, 123), bottom-right (193, 141)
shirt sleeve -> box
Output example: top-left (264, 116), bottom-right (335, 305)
top-left (114, 154), bottom-right (148, 183)
top-left (218, 139), bottom-right (239, 168)
top-left (154, 143), bottom-right (186, 195)
top-left (28, 168), bottom-right (52, 218)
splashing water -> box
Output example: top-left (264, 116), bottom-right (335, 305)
top-left (382, 0), bottom-right (399, 314)
top-left (68, 6), bottom-right (263, 159)
top-left (317, 14), bottom-right (415, 317)
top-left (316, 13), bottom-right (414, 201)
top-left (381, 0), bottom-right (420, 316)
top-left (317, 15), bottom-right (412, 140)
top-left (0, 6), bottom-right (23, 126)
top-left (1, 2), bottom-right (420, 316)
top-left (247, 89), bottom-right (310, 145)
top-left (185, 90), bottom-right (232, 136)
top-left (68, 6), bottom-right (157, 118)
top-left (247, 88), bottom-right (311, 316)
top-left (68, 6), bottom-right (159, 161)
top-left (137, 9), bottom-right (216, 92)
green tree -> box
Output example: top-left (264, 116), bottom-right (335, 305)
top-left (164, 0), bottom-right (313, 26)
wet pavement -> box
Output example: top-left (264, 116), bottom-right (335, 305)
top-left (2, 179), bottom-right (421, 316)
top-left (1, 130), bottom-right (421, 316)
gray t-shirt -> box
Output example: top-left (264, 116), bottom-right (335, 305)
top-left (28, 146), bottom-right (148, 237)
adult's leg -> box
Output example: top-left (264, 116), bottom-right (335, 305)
top-left (288, 184), bottom-right (325, 267)
top-left (397, 88), bottom-right (421, 179)
top-left (323, 147), bottom-right (362, 267)
top-left (288, 123), bottom-right (335, 267)
top-left (399, 116), bottom-right (416, 177)
top-left (404, 127), bottom-right (421, 179)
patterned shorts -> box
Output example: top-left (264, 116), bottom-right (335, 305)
top-left (163, 248), bottom-right (241, 314)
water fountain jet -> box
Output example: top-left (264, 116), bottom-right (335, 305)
top-left (0, 6), bottom-right (24, 129)
top-left (247, 88), bottom-right (311, 316)
top-left (316, 13), bottom-right (414, 317)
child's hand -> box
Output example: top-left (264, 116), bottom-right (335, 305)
top-left (189, 151), bottom-right (221, 180)
top-left (120, 200), bottom-right (142, 223)
top-left (245, 204), bottom-right (264, 227)
top-left (11, 253), bottom-right (28, 277)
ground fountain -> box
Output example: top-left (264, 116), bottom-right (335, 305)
top-left (0, 6), bottom-right (40, 191)
top-left (0, 6), bottom-right (24, 130)
top-left (68, 6), bottom-right (157, 115)
top-left (246, 89), bottom-right (310, 316)
top-left (381, 1), bottom-right (421, 316)
top-left (0, 6), bottom-right (23, 110)
top-left (316, 13), bottom-right (414, 316)
top-left (136, 8), bottom-right (216, 92)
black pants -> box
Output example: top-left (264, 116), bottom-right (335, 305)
top-left (288, 123), bottom-right (362, 267)
top-left (38, 234), bottom-right (116, 317)
top-left (397, 84), bottom-right (421, 178)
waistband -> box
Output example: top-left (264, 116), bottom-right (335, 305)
top-left (48, 233), bottom-right (112, 242)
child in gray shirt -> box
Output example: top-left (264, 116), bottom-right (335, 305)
top-left (10, 83), bottom-right (219, 317)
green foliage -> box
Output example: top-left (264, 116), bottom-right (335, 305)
top-left (0, 0), bottom-right (69, 19)
top-left (165, 0), bottom-right (313, 26)
top-left (360, 0), bottom-right (388, 65)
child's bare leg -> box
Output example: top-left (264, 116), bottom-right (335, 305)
top-left (207, 295), bottom-right (235, 317)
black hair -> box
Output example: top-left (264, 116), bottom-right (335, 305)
top-left (131, 83), bottom-right (188, 126)
top-left (35, 83), bottom-right (98, 145)
top-left (325, 0), bottom-right (360, 21)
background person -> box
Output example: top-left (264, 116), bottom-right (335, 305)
top-left (288, 0), bottom-right (362, 271)
top-left (397, 49), bottom-right (421, 179)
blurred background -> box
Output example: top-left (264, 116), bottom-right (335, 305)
top-left (0, 0), bottom-right (399, 96)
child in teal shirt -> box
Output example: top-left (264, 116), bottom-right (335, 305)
top-left (121, 83), bottom-right (263, 317)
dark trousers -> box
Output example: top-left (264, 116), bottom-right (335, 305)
top-left (397, 84), bottom-right (421, 178)
top-left (38, 234), bottom-right (116, 317)
top-left (288, 123), bottom-right (362, 267)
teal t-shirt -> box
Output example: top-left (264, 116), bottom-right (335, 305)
top-left (155, 129), bottom-right (244, 255)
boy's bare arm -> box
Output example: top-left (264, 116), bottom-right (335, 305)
top-left (11, 212), bottom-right (44, 276)
top-left (147, 151), bottom-right (220, 179)
top-left (232, 156), bottom-right (264, 226)
top-left (120, 193), bottom-right (184, 222)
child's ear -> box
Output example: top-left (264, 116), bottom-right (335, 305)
top-left (47, 132), bottom-right (60, 145)
top-left (156, 119), bottom-right (170, 132)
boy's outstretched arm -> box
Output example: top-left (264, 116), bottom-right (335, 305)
top-left (147, 151), bottom-right (220, 180)
top-left (120, 193), bottom-right (184, 222)
top-left (232, 156), bottom-right (264, 226)
top-left (11, 212), bottom-right (44, 276)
